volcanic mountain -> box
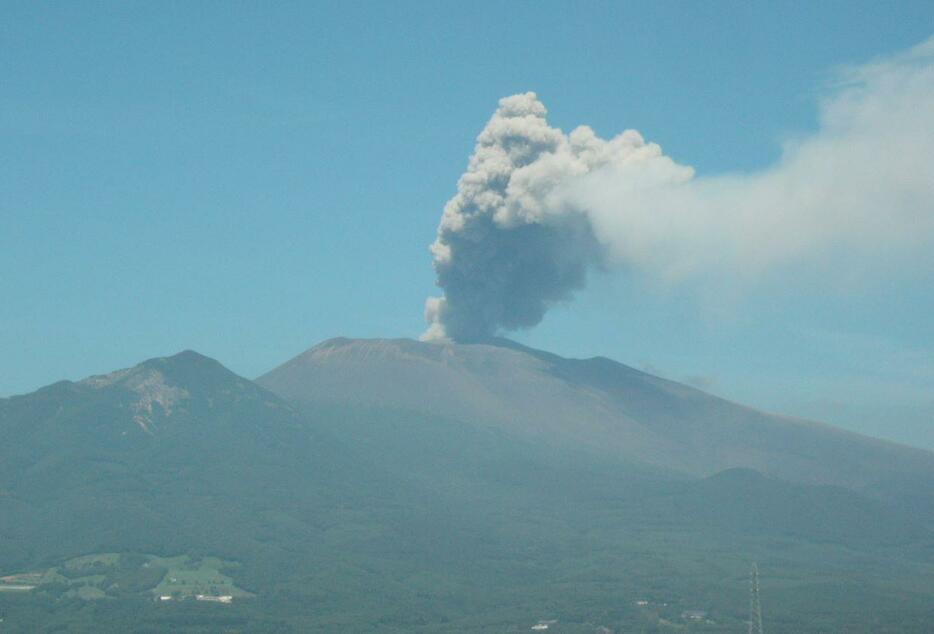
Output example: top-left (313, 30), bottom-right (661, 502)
top-left (3, 342), bottom-right (934, 632)
top-left (257, 337), bottom-right (934, 499)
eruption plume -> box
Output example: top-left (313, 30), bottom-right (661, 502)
top-left (425, 39), bottom-right (934, 342)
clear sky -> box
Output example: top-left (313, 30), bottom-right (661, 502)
top-left (2, 2), bottom-right (932, 448)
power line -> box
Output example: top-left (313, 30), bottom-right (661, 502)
top-left (748, 562), bottom-right (764, 634)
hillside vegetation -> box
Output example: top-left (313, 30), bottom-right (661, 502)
top-left (2, 346), bottom-right (934, 632)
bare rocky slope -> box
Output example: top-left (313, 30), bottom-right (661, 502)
top-left (258, 337), bottom-right (934, 497)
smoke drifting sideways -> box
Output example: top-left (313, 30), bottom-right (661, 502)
top-left (423, 93), bottom-right (690, 342)
top-left (424, 39), bottom-right (934, 343)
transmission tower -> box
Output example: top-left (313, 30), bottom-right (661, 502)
top-left (748, 562), bottom-right (764, 634)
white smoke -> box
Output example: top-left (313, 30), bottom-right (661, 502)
top-left (425, 38), bottom-right (934, 342)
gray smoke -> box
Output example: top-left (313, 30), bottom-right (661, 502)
top-left (425, 39), bottom-right (934, 342)
top-left (423, 92), bottom-right (686, 342)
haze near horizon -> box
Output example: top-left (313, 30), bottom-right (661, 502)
top-left (2, 3), bottom-right (932, 450)
top-left (3, 6), bottom-right (934, 629)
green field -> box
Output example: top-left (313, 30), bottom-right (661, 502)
top-left (0, 553), bottom-right (249, 602)
top-left (150, 555), bottom-right (251, 598)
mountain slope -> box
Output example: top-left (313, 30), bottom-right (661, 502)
top-left (3, 346), bottom-right (934, 632)
top-left (0, 351), bottom-right (413, 574)
top-left (257, 337), bottom-right (934, 495)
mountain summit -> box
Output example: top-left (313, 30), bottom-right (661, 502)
top-left (4, 342), bottom-right (934, 631)
top-left (258, 337), bottom-right (934, 495)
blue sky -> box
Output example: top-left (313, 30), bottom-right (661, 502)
top-left (2, 2), bottom-right (932, 448)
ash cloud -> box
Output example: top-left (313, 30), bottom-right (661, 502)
top-left (423, 92), bottom-right (687, 342)
top-left (424, 39), bottom-right (934, 342)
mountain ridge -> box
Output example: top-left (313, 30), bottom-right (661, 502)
top-left (5, 341), bottom-right (934, 631)
top-left (258, 336), bottom-right (934, 495)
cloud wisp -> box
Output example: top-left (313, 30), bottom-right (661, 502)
top-left (424, 38), bottom-right (934, 342)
